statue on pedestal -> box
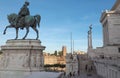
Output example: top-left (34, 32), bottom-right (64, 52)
top-left (3, 1), bottom-right (41, 40)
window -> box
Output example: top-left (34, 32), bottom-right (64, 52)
top-left (118, 48), bottom-right (120, 53)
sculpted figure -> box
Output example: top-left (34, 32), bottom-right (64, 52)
top-left (3, 1), bottom-right (41, 40)
top-left (19, 1), bottom-right (30, 17)
top-left (16, 1), bottom-right (30, 29)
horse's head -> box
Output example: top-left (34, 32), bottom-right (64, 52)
top-left (7, 13), bottom-right (17, 25)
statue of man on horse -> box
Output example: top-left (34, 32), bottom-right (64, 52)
top-left (3, 1), bottom-right (41, 40)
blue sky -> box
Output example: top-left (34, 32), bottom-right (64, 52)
top-left (0, 0), bottom-right (116, 53)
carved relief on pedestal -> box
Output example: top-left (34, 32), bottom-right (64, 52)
top-left (0, 55), bottom-right (4, 68)
top-left (36, 53), bottom-right (40, 67)
top-left (30, 53), bottom-right (35, 67)
top-left (19, 56), bottom-right (23, 60)
top-left (5, 53), bottom-right (10, 68)
top-left (33, 54), bottom-right (37, 67)
top-left (37, 53), bottom-right (44, 68)
top-left (22, 53), bottom-right (29, 67)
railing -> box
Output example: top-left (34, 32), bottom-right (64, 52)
top-left (93, 58), bottom-right (120, 68)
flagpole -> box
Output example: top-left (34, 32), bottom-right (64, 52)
top-left (73, 40), bottom-right (74, 54)
top-left (71, 32), bottom-right (73, 54)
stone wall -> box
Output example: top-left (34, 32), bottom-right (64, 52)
top-left (94, 58), bottom-right (120, 78)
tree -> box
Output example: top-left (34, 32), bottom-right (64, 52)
top-left (0, 50), bottom-right (3, 55)
top-left (53, 64), bottom-right (59, 71)
top-left (59, 64), bottom-right (66, 71)
top-left (58, 51), bottom-right (63, 56)
top-left (54, 50), bottom-right (57, 56)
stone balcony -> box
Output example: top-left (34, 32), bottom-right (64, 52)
top-left (93, 57), bottom-right (120, 70)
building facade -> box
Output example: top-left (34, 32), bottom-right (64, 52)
top-left (62, 46), bottom-right (67, 56)
top-left (87, 0), bottom-right (120, 78)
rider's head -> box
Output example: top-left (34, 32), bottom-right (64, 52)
top-left (25, 1), bottom-right (29, 6)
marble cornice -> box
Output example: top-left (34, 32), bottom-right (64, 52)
top-left (111, 0), bottom-right (120, 10)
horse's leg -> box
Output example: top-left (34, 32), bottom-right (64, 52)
top-left (32, 26), bottom-right (39, 40)
top-left (23, 27), bottom-right (29, 39)
top-left (3, 25), bottom-right (13, 35)
top-left (15, 28), bottom-right (19, 39)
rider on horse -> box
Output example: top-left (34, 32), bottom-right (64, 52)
top-left (16, 1), bottom-right (30, 29)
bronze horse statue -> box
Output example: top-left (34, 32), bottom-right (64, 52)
top-left (3, 13), bottom-right (41, 39)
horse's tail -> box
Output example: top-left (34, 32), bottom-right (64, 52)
top-left (34, 15), bottom-right (41, 28)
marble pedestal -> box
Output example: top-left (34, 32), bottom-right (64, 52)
top-left (0, 39), bottom-right (45, 78)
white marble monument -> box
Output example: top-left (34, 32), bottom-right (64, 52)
top-left (87, 0), bottom-right (120, 78)
top-left (0, 39), bottom-right (45, 78)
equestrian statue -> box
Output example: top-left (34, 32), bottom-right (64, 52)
top-left (3, 1), bottom-right (41, 39)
